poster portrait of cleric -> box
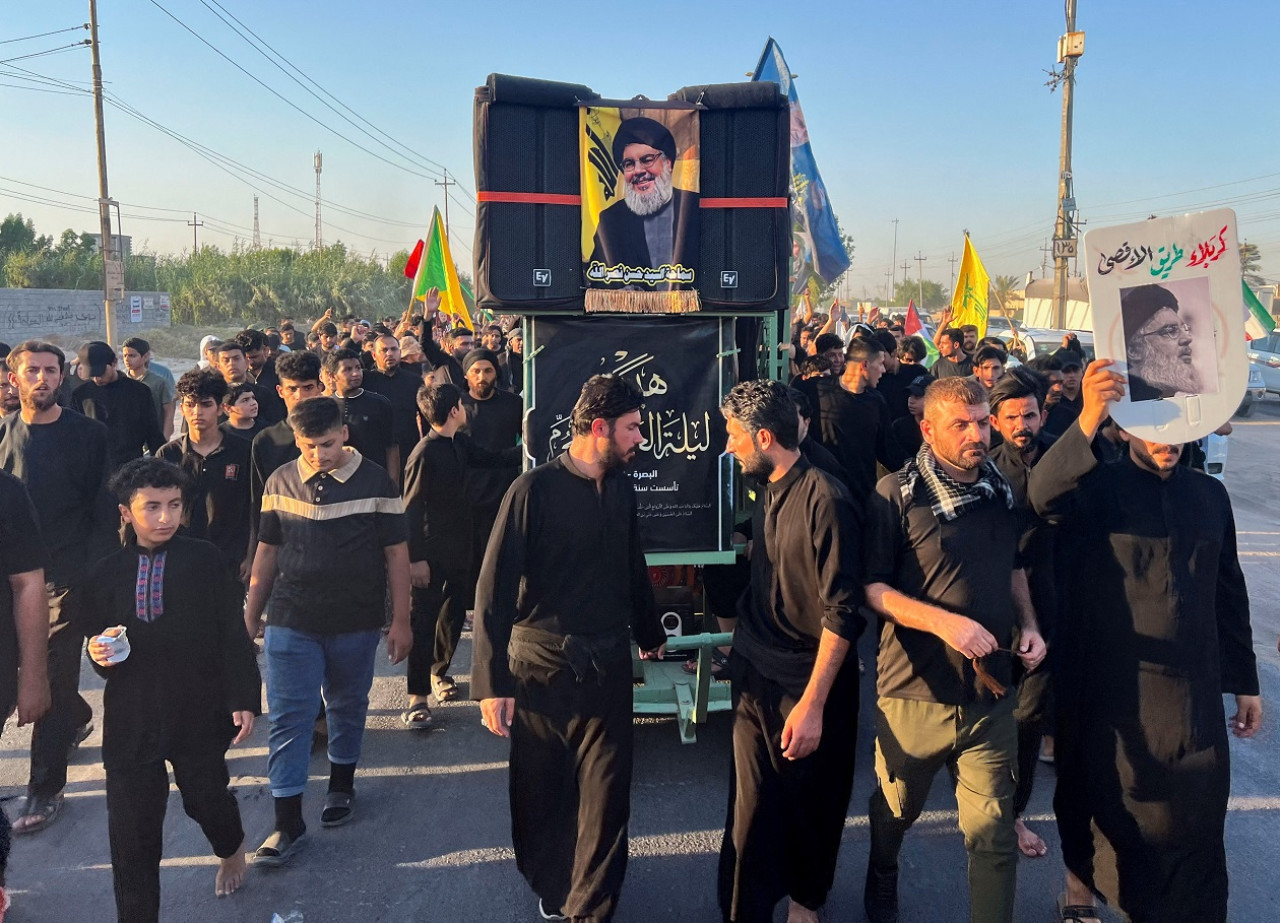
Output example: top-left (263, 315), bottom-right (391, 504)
top-left (1120, 279), bottom-right (1219, 402)
top-left (588, 116), bottom-right (699, 289)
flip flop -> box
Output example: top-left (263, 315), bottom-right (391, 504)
top-left (11, 793), bottom-right (64, 836)
top-left (251, 829), bottom-right (307, 868)
top-left (320, 790), bottom-right (356, 827)
top-left (401, 702), bottom-right (433, 729)
top-left (681, 648), bottom-right (729, 678)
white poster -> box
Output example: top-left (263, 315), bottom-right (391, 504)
top-left (1084, 208), bottom-right (1248, 443)
top-left (129, 295), bottom-right (142, 323)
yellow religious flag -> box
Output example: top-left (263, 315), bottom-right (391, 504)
top-left (951, 234), bottom-right (991, 338)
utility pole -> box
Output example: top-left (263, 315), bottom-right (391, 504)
top-left (914, 252), bottom-right (928, 309)
top-left (435, 169), bottom-right (456, 240)
top-left (252, 195), bottom-right (261, 249)
top-left (883, 269), bottom-right (893, 301)
top-left (890, 218), bottom-right (899, 292)
top-left (89, 0), bottom-right (117, 346)
top-left (1040, 238), bottom-right (1052, 278)
top-left (1051, 0), bottom-right (1084, 328)
top-left (187, 212), bottom-right (203, 252)
top-left (948, 251), bottom-right (959, 283)
top-left (313, 151), bottom-right (323, 249)
top-left (899, 260), bottom-right (910, 301)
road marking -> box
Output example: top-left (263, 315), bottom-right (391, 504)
top-left (1241, 551), bottom-right (1280, 557)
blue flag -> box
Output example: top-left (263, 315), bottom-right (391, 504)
top-left (752, 38), bottom-right (850, 287)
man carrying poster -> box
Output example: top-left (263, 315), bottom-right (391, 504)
top-left (582, 109), bottom-right (700, 313)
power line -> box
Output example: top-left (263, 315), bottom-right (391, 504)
top-left (0, 41), bottom-right (90, 65)
top-left (144, 0), bottom-right (448, 184)
top-left (0, 24), bottom-right (89, 45)
top-left (196, 0), bottom-right (468, 193)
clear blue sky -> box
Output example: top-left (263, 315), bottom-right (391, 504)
top-left (4, 0), bottom-right (1278, 299)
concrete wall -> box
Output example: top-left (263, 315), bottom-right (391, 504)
top-left (0, 288), bottom-right (171, 343)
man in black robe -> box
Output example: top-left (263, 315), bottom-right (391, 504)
top-left (716, 381), bottom-right (864, 923)
top-left (1028, 358), bottom-right (1262, 923)
top-left (473, 374), bottom-right (666, 923)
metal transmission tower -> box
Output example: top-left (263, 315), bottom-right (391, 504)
top-left (253, 195), bottom-right (261, 249)
top-left (313, 151), bottom-right (323, 249)
top-left (1049, 1), bottom-right (1084, 328)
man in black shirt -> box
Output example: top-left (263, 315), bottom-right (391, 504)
top-left (237, 329), bottom-right (287, 423)
top-left (217, 342), bottom-right (283, 426)
top-left (0, 341), bottom-right (116, 836)
top-left (473, 375), bottom-right (666, 923)
top-left (363, 333), bottom-right (424, 476)
top-left (1042, 349), bottom-right (1083, 440)
top-left (322, 349), bottom-right (398, 484)
top-left (220, 382), bottom-right (268, 442)
top-left (717, 381), bottom-right (864, 923)
top-left (808, 336), bottom-right (905, 506)
top-left (932, 328), bottom-right (974, 379)
top-left (401, 383), bottom-right (519, 725)
top-left (873, 329), bottom-right (917, 422)
top-left (986, 368), bottom-right (1057, 861)
top-left (862, 376), bottom-right (1045, 923)
top-left (157, 369), bottom-right (253, 583)
top-left (890, 373), bottom-right (932, 457)
top-left (500, 328), bottom-right (524, 395)
top-left (72, 341), bottom-right (165, 470)
top-left (247, 351), bottom-right (324, 586)
top-left (0, 469), bottom-right (50, 905)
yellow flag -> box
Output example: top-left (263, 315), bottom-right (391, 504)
top-left (413, 207), bottom-right (472, 331)
top-left (951, 234), bottom-right (990, 338)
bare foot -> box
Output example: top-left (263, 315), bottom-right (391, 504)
top-left (1016, 817), bottom-right (1047, 858)
top-left (785, 899), bottom-right (819, 923)
top-left (216, 849), bottom-right (247, 897)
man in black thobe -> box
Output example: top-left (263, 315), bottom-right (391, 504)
top-left (1029, 359), bottom-right (1262, 923)
top-left (716, 381), bottom-right (864, 923)
top-left (473, 375), bottom-right (666, 923)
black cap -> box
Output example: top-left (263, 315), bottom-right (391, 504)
top-left (79, 341), bottom-right (117, 378)
top-left (1051, 348), bottom-right (1083, 371)
top-left (905, 373), bottom-right (935, 396)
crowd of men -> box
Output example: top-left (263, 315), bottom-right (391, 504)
top-left (0, 294), bottom-right (1268, 923)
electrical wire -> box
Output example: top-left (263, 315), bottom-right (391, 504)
top-left (0, 41), bottom-right (90, 66)
top-left (0, 25), bottom-right (89, 45)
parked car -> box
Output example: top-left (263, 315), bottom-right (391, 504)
top-left (1237, 361), bottom-right (1268, 416)
top-left (1246, 331), bottom-right (1280, 394)
top-left (985, 316), bottom-right (1037, 357)
top-left (1024, 328), bottom-right (1095, 362)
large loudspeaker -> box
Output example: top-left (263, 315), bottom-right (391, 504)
top-left (474, 74), bottom-right (597, 310)
top-left (670, 82), bottom-right (790, 314)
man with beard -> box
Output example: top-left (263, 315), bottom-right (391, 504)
top-left (987, 368), bottom-right (1057, 861)
top-left (717, 381), bottom-right (864, 923)
top-left (362, 333), bottom-right (423, 477)
top-left (1122, 284), bottom-right (1203, 401)
top-left (473, 375), bottom-right (666, 923)
top-left (862, 377), bottom-right (1045, 923)
top-left (588, 117), bottom-right (699, 288)
top-left (322, 349), bottom-right (398, 484)
top-left (418, 291), bottom-right (471, 387)
top-left (1029, 360), bottom-right (1260, 923)
top-left (0, 342), bottom-right (116, 836)
top-left (0, 372), bottom-right (19, 417)
top-left (450, 348), bottom-right (522, 702)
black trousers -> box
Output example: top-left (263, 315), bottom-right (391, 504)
top-left (465, 501), bottom-right (502, 608)
top-left (407, 569), bottom-right (469, 692)
top-left (718, 655), bottom-right (860, 923)
top-left (510, 658), bottom-right (634, 923)
top-left (0, 682), bottom-right (12, 885)
top-left (1013, 665), bottom-right (1052, 816)
top-left (106, 748), bottom-right (244, 923)
top-left (30, 622), bottom-right (93, 800)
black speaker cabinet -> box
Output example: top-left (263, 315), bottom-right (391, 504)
top-left (670, 82), bottom-right (790, 314)
top-left (474, 74), bottom-right (597, 311)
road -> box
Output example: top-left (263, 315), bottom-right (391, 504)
top-left (3, 403), bottom-right (1279, 922)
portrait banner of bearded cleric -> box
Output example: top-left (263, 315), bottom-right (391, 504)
top-left (1085, 207), bottom-right (1248, 443)
top-left (581, 106), bottom-right (701, 314)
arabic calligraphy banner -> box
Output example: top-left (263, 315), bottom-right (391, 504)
top-left (1084, 207), bottom-right (1248, 443)
top-left (525, 314), bottom-right (733, 554)
top-left (581, 106), bottom-right (701, 315)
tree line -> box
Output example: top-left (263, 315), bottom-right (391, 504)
top-left (0, 213), bottom-right (418, 325)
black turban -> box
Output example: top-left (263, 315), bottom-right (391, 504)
top-left (1122, 283), bottom-right (1180, 337)
top-left (611, 117), bottom-right (677, 168)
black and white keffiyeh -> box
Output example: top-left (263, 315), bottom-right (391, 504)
top-left (898, 444), bottom-right (1015, 522)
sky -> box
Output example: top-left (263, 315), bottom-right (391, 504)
top-left (4, 0), bottom-right (1280, 300)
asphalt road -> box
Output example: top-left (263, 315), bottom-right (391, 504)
top-left (3, 403), bottom-right (1279, 923)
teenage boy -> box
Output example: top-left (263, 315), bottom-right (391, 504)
top-left (73, 340), bottom-right (165, 470)
top-left (401, 383), bottom-right (518, 724)
top-left (220, 382), bottom-right (267, 442)
top-left (121, 337), bottom-right (176, 440)
top-left (322, 348), bottom-right (399, 485)
top-left (246, 397), bottom-right (411, 866)
top-left (216, 342), bottom-right (283, 426)
top-left (75, 457), bottom-right (260, 923)
top-left (157, 369), bottom-right (253, 583)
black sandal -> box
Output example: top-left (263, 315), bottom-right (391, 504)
top-left (400, 702), bottom-right (433, 729)
top-left (11, 793), bottom-right (64, 836)
top-left (1057, 892), bottom-right (1101, 923)
top-left (252, 828), bottom-right (307, 867)
top-left (320, 790), bottom-right (356, 827)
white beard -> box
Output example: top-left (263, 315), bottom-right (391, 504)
top-left (624, 162), bottom-right (675, 217)
top-left (1135, 348), bottom-right (1202, 395)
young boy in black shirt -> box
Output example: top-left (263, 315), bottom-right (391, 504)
top-left (75, 457), bottom-right (261, 923)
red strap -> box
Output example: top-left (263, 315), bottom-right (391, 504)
top-left (477, 191), bottom-right (581, 205)
top-left (700, 197), bottom-right (789, 208)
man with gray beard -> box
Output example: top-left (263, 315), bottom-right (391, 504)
top-left (1122, 283), bottom-right (1202, 401)
top-left (588, 116), bottom-right (699, 288)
